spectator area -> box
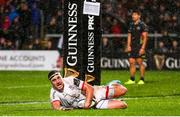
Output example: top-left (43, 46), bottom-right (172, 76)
top-left (0, 0), bottom-right (179, 51)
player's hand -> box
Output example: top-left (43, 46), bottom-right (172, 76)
top-left (139, 48), bottom-right (145, 55)
top-left (84, 101), bottom-right (91, 109)
top-left (127, 46), bottom-right (131, 52)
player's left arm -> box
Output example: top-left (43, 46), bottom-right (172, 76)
top-left (73, 78), bottom-right (94, 109)
top-left (141, 32), bottom-right (148, 49)
top-left (140, 24), bottom-right (148, 55)
top-left (81, 82), bottom-right (94, 109)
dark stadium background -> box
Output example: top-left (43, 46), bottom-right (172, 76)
top-left (0, 0), bottom-right (179, 51)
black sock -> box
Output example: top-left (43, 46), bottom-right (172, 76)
top-left (130, 76), bottom-right (135, 81)
top-left (140, 77), bottom-right (144, 81)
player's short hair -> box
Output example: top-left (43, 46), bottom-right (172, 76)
top-left (132, 9), bottom-right (141, 16)
top-left (48, 70), bottom-right (61, 80)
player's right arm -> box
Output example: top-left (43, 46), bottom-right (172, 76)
top-left (127, 33), bottom-right (131, 52)
top-left (51, 100), bottom-right (61, 110)
top-left (51, 100), bottom-right (73, 110)
top-left (127, 24), bottom-right (132, 52)
top-left (50, 89), bottom-right (62, 110)
top-left (50, 89), bottom-right (73, 111)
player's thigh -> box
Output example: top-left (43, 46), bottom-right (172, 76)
top-left (96, 99), bottom-right (127, 109)
top-left (94, 85), bottom-right (127, 101)
top-left (93, 86), bottom-right (107, 101)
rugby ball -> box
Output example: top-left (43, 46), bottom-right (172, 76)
top-left (77, 99), bottom-right (96, 108)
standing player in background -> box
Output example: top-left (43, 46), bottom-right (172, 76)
top-left (125, 10), bottom-right (148, 85)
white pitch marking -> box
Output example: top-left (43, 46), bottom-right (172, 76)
top-left (0, 101), bottom-right (49, 106)
top-left (0, 95), bottom-right (179, 106)
top-left (124, 95), bottom-right (180, 100)
top-left (0, 85), bottom-right (50, 89)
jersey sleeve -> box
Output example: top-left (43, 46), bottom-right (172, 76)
top-left (142, 23), bottom-right (148, 32)
top-left (128, 23), bottom-right (132, 33)
top-left (128, 26), bottom-right (131, 33)
top-left (50, 89), bottom-right (60, 102)
top-left (64, 76), bottom-right (85, 90)
top-left (73, 78), bottom-right (85, 90)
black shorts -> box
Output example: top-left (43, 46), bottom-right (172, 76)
top-left (128, 49), bottom-right (145, 59)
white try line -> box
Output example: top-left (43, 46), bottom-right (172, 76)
top-left (0, 101), bottom-right (49, 106)
top-left (124, 95), bottom-right (180, 100)
top-left (0, 85), bottom-right (50, 89)
top-left (1, 95), bottom-right (179, 106)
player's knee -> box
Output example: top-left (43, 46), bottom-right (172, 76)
top-left (136, 60), bottom-right (142, 65)
top-left (129, 61), bottom-right (136, 67)
top-left (120, 86), bottom-right (127, 95)
top-left (114, 85), bottom-right (127, 97)
top-left (129, 59), bottom-right (135, 65)
top-left (139, 63), bottom-right (145, 68)
top-left (129, 60), bottom-right (135, 64)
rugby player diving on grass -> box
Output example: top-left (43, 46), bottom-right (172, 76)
top-left (48, 70), bottom-right (128, 110)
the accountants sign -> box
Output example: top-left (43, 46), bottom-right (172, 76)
top-left (0, 51), bottom-right (59, 70)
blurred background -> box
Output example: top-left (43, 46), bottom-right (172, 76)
top-left (0, 0), bottom-right (179, 70)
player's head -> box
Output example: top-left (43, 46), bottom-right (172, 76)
top-left (132, 9), bottom-right (141, 22)
top-left (48, 70), bottom-right (64, 91)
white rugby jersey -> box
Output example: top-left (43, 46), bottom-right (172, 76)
top-left (50, 76), bottom-right (86, 108)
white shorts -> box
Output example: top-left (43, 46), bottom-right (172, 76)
top-left (96, 99), bottom-right (110, 109)
top-left (93, 85), bottom-right (115, 102)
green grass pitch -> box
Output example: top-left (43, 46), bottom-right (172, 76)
top-left (0, 70), bottom-right (180, 116)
